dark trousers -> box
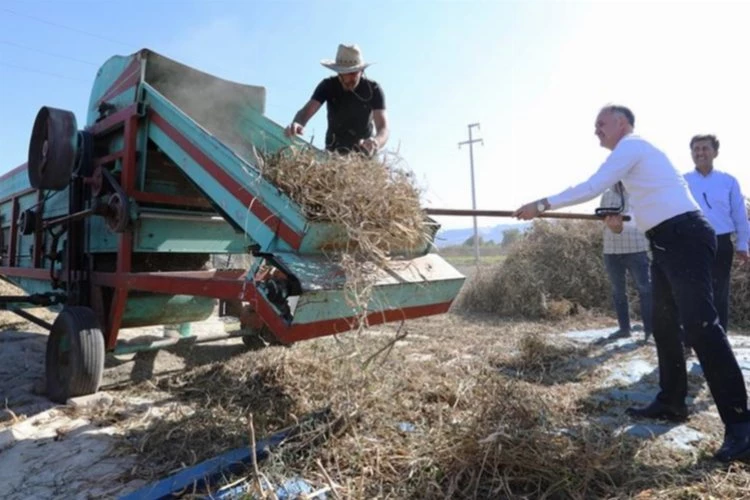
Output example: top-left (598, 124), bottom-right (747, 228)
top-left (681, 233), bottom-right (734, 347)
top-left (647, 211), bottom-right (749, 425)
top-left (603, 252), bottom-right (653, 333)
top-left (713, 234), bottom-right (734, 332)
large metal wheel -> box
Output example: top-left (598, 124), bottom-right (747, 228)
top-left (28, 106), bottom-right (79, 191)
top-left (45, 306), bottom-right (105, 403)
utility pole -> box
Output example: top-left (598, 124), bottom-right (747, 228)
top-left (459, 123), bottom-right (483, 266)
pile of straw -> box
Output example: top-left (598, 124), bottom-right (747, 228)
top-left (729, 261), bottom-right (750, 326)
top-left (454, 215), bottom-right (750, 328)
top-left (102, 317), bottom-right (747, 499)
top-left (253, 146), bottom-right (433, 329)
top-left (256, 146), bottom-right (431, 261)
top-left (456, 219), bottom-right (612, 319)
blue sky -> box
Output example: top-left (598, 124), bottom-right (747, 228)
top-left (2, 0), bottom-right (750, 230)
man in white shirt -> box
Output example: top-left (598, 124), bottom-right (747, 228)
top-left (513, 104), bottom-right (750, 463)
top-left (598, 182), bottom-right (653, 342)
top-left (683, 134), bottom-right (749, 334)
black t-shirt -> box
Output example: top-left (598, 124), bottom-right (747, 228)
top-left (311, 76), bottom-right (385, 153)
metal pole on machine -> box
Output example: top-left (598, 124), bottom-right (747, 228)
top-left (459, 123), bottom-right (483, 266)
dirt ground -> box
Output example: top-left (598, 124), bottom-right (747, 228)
top-left (0, 304), bottom-right (249, 498)
top-left (3, 271), bottom-right (750, 498)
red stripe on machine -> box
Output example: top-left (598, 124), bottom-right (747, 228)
top-left (247, 286), bottom-right (454, 344)
top-left (149, 111), bottom-right (302, 250)
top-left (98, 58), bottom-right (141, 105)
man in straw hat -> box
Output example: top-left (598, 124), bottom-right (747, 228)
top-left (513, 104), bottom-right (750, 463)
top-left (284, 44), bottom-right (389, 156)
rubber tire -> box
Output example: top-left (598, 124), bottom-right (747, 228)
top-left (45, 306), bottom-right (105, 404)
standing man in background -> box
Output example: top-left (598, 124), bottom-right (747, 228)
top-left (599, 182), bottom-right (653, 343)
top-left (684, 134), bottom-right (749, 335)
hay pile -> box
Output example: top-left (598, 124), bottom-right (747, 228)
top-left (456, 219), bottom-right (612, 319)
top-left (453, 215), bottom-right (750, 328)
top-left (254, 146), bottom-right (432, 325)
top-left (102, 317), bottom-right (750, 499)
top-left (729, 260), bottom-right (750, 326)
top-left (257, 146), bottom-right (430, 261)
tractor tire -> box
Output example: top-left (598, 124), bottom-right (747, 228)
top-left (45, 306), bottom-right (105, 404)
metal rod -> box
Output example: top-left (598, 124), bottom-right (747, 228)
top-left (0, 293), bottom-right (64, 306)
top-left (137, 211), bottom-right (225, 223)
top-left (0, 295), bottom-right (36, 304)
top-left (425, 208), bottom-right (631, 221)
top-left (43, 207), bottom-right (95, 229)
top-left (113, 331), bottom-right (247, 355)
top-left (9, 308), bottom-right (54, 330)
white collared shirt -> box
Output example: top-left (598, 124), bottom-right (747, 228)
top-left (684, 168), bottom-right (750, 251)
top-left (547, 134), bottom-right (700, 233)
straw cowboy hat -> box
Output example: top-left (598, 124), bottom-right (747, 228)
top-left (320, 44), bottom-right (372, 73)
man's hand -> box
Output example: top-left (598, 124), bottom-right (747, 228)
top-left (358, 137), bottom-right (379, 156)
top-left (284, 122), bottom-right (304, 137)
top-left (604, 214), bottom-right (624, 234)
top-left (513, 200), bottom-right (543, 220)
top-left (736, 250), bottom-right (749, 264)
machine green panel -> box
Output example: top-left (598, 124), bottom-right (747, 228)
top-left (120, 293), bottom-right (217, 328)
top-left (134, 217), bottom-right (248, 253)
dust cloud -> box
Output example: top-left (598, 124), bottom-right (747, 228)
top-left (145, 53), bottom-right (267, 164)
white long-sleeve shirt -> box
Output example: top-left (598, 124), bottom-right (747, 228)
top-left (546, 134), bottom-right (700, 233)
top-left (684, 168), bottom-right (750, 252)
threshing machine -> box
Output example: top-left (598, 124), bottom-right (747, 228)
top-left (0, 49), bottom-right (465, 403)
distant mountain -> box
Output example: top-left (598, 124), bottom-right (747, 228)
top-left (434, 222), bottom-right (532, 248)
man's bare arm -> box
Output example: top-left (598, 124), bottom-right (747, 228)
top-left (294, 99), bottom-right (322, 126)
top-left (285, 100), bottom-right (322, 136)
top-left (372, 109), bottom-right (389, 148)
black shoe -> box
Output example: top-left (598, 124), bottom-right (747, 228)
top-left (594, 329), bottom-right (631, 345)
top-left (610, 329), bottom-right (631, 340)
top-left (625, 399), bottom-right (688, 423)
top-left (714, 422), bottom-right (750, 463)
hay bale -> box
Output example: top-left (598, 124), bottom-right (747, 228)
top-left (455, 219), bottom-right (611, 319)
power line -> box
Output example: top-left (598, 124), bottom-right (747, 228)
top-left (0, 40), bottom-right (98, 66)
top-left (0, 61), bottom-right (90, 82)
top-left (1, 8), bottom-right (135, 49)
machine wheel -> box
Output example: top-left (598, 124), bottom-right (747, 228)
top-left (45, 306), bottom-right (105, 404)
top-left (17, 209), bottom-right (37, 236)
top-left (105, 192), bottom-right (130, 233)
top-left (28, 106), bottom-right (79, 191)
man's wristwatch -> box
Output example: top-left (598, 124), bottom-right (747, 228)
top-left (536, 199), bottom-right (549, 213)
